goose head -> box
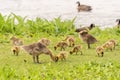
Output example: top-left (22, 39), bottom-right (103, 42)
top-left (76, 1), bottom-right (80, 6)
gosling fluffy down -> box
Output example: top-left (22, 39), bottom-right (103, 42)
top-left (96, 46), bottom-right (104, 57)
top-left (56, 51), bottom-right (68, 61)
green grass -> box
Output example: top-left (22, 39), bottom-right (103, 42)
top-left (0, 13), bottom-right (120, 80)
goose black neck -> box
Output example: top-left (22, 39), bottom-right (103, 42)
top-left (77, 2), bottom-right (80, 6)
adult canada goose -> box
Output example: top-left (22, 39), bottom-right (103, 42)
top-left (116, 19), bottom-right (120, 28)
top-left (75, 24), bottom-right (95, 32)
top-left (76, 1), bottom-right (92, 12)
top-left (79, 30), bottom-right (97, 49)
top-left (22, 42), bottom-right (58, 63)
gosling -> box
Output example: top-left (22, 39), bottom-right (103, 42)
top-left (10, 36), bottom-right (23, 46)
top-left (54, 41), bottom-right (68, 51)
top-left (57, 51), bottom-right (68, 61)
top-left (11, 46), bottom-right (20, 56)
top-left (108, 39), bottom-right (117, 50)
top-left (96, 46), bottom-right (104, 57)
top-left (70, 45), bottom-right (83, 55)
top-left (64, 35), bottom-right (75, 47)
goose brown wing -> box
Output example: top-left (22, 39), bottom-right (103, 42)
top-left (22, 43), bottom-right (38, 53)
top-left (86, 34), bottom-right (97, 44)
top-left (78, 5), bottom-right (92, 11)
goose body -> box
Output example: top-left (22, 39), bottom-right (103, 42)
top-left (75, 24), bottom-right (95, 32)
